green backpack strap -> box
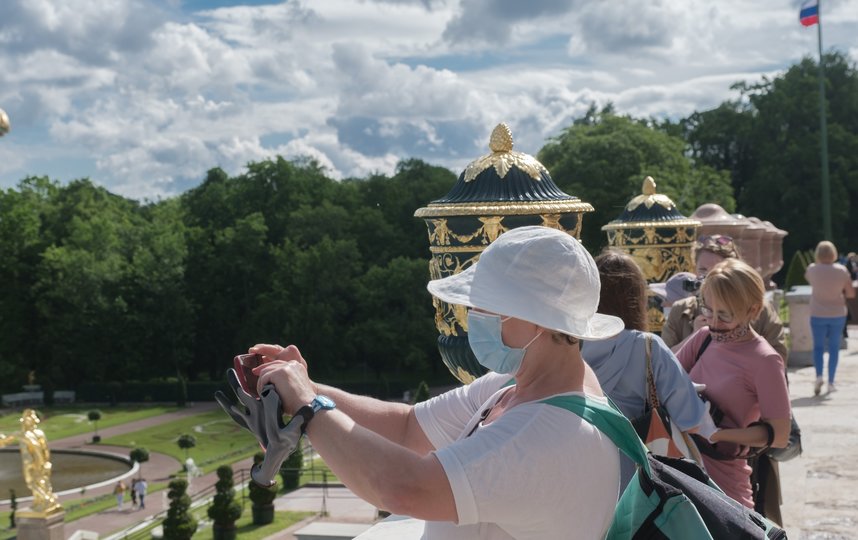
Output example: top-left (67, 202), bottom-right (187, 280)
top-left (541, 395), bottom-right (652, 476)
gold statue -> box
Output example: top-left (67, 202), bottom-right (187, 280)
top-left (19, 409), bottom-right (62, 515)
top-left (0, 432), bottom-right (15, 447)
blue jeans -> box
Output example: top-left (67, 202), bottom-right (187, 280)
top-left (810, 315), bottom-right (847, 383)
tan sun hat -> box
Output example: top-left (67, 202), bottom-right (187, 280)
top-left (427, 226), bottom-right (624, 340)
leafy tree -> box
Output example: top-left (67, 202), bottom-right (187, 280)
top-left (31, 180), bottom-right (143, 394)
top-left (351, 159), bottom-right (457, 261)
top-left (680, 51), bottom-right (858, 266)
top-left (538, 111), bottom-right (734, 253)
top-left (257, 236), bottom-right (363, 376)
top-left (0, 178), bottom-right (59, 393)
top-left (163, 478), bottom-right (197, 540)
top-left (737, 52), bottom-right (858, 256)
top-left (122, 199), bottom-right (193, 383)
top-left (347, 257), bottom-right (438, 378)
top-left (680, 100), bottom-right (755, 197)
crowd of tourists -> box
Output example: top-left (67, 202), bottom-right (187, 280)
top-left (224, 226), bottom-right (852, 539)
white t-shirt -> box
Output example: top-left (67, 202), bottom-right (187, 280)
top-left (414, 372), bottom-right (620, 540)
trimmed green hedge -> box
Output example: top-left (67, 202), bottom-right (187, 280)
top-left (76, 381), bottom-right (228, 403)
top-left (75, 374), bottom-right (453, 403)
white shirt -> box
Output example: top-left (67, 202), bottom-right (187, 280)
top-left (414, 372), bottom-right (620, 540)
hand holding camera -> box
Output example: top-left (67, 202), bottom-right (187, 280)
top-left (215, 350), bottom-right (309, 487)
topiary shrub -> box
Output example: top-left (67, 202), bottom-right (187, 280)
top-left (129, 447), bottom-right (149, 479)
top-left (177, 433), bottom-right (196, 462)
top-left (9, 489), bottom-right (16, 528)
top-left (87, 410), bottom-right (102, 443)
top-left (207, 465), bottom-right (242, 540)
top-left (249, 452), bottom-right (278, 525)
top-left (784, 249), bottom-right (814, 290)
top-left (163, 478), bottom-right (197, 540)
top-left (279, 441), bottom-right (303, 492)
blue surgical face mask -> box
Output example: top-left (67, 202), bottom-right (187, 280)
top-left (467, 311), bottom-right (543, 375)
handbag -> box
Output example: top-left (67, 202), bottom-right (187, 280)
top-left (541, 395), bottom-right (787, 539)
top-left (767, 414), bottom-right (802, 462)
top-left (630, 334), bottom-right (704, 466)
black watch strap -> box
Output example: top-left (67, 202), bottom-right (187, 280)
top-left (294, 405), bottom-right (314, 435)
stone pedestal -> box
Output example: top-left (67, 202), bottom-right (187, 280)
top-left (785, 286), bottom-right (813, 367)
top-left (16, 510), bottom-right (65, 540)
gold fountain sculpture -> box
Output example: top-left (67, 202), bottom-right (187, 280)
top-left (0, 409), bottom-right (62, 515)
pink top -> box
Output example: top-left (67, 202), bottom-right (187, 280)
top-left (677, 329), bottom-right (791, 508)
top-left (805, 263), bottom-right (853, 318)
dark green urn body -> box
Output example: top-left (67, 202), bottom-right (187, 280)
top-left (415, 124), bottom-right (594, 383)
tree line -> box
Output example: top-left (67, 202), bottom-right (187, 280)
top-left (1, 52), bottom-right (855, 396)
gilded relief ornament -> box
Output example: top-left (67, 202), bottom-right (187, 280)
top-left (463, 124), bottom-right (548, 183)
top-left (626, 176), bottom-right (675, 212)
top-left (428, 219), bottom-right (452, 246)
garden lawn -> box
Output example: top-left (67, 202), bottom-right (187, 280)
top-left (101, 409), bottom-right (259, 474)
top-left (0, 405), bottom-right (179, 441)
top-left (0, 513), bottom-right (11, 540)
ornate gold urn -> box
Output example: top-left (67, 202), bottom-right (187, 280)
top-left (602, 177), bottom-right (700, 332)
top-left (415, 123), bottom-right (594, 383)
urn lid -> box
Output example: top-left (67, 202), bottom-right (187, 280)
top-left (602, 176), bottom-right (700, 231)
top-left (414, 123), bottom-right (593, 217)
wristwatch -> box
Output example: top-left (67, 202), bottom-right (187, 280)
top-left (293, 395), bottom-right (336, 435)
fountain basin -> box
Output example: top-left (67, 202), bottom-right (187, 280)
top-left (0, 448), bottom-right (136, 504)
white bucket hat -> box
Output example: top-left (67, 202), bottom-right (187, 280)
top-left (427, 226), bottom-right (624, 340)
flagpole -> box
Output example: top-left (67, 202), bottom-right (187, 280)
top-left (817, 0), bottom-right (832, 240)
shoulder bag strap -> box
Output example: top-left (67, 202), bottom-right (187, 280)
top-left (643, 333), bottom-right (660, 409)
top-left (693, 333), bottom-right (713, 368)
top-left (540, 394), bottom-right (652, 476)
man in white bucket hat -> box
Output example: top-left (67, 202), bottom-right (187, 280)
top-left (251, 226), bottom-right (625, 539)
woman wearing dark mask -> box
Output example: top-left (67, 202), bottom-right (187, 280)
top-left (252, 226), bottom-right (625, 539)
top-left (661, 235), bottom-right (788, 361)
top-left (675, 258), bottom-right (791, 508)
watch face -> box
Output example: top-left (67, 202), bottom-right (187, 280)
top-left (313, 395), bottom-right (336, 411)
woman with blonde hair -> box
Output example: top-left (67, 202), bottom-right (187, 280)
top-left (805, 240), bottom-right (855, 395)
top-left (675, 258), bottom-right (791, 508)
top-left (661, 235), bottom-right (787, 360)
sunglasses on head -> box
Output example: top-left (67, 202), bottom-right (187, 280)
top-left (697, 235), bottom-right (733, 246)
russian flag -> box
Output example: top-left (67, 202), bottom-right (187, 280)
top-left (800, 0), bottom-right (819, 26)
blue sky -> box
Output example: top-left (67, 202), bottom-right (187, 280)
top-left (1, 0), bottom-right (857, 200)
